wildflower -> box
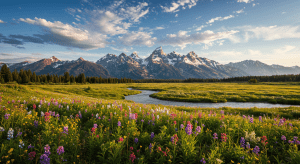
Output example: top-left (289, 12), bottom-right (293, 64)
top-left (28, 151), bottom-right (36, 161)
top-left (0, 126), bottom-right (5, 132)
top-left (93, 124), bottom-right (98, 129)
top-left (246, 142), bottom-right (250, 149)
top-left (141, 119), bottom-right (144, 123)
top-left (259, 116), bottom-right (262, 122)
top-left (171, 134), bottom-right (179, 145)
top-left (150, 132), bottom-right (155, 140)
top-left (240, 137), bottom-right (245, 149)
top-left (249, 117), bottom-right (254, 123)
top-left (289, 123), bottom-right (293, 127)
top-left (261, 136), bottom-right (268, 145)
top-left (7, 128), bottom-right (14, 140)
top-left (213, 133), bottom-right (218, 140)
top-left (39, 154), bottom-right (50, 164)
top-left (44, 144), bottom-right (51, 156)
top-left (91, 127), bottom-right (96, 133)
top-left (221, 133), bottom-right (227, 142)
top-left (180, 124), bottom-right (184, 129)
top-left (216, 158), bottom-right (223, 164)
top-left (19, 140), bottom-right (24, 148)
top-left (118, 137), bottom-right (124, 143)
top-left (149, 143), bottom-right (153, 153)
top-left (28, 144), bottom-right (34, 149)
top-left (185, 123), bottom-right (193, 135)
top-left (57, 146), bottom-right (65, 155)
top-left (129, 153), bottom-right (136, 163)
top-left (200, 158), bottom-right (206, 164)
top-left (4, 113), bottom-right (10, 119)
top-left (195, 126), bottom-right (201, 135)
top-left (34, 120), bottom-right (38, 128)
top-left (253, 146), bottom-right (260, 156)
top-left (33, 104), bottom-right (36, 110)
top-left (134, 138), bottom-right (138, 144)
top-left (27, 111), bottom-right (32, 115)
top-left (157, 115), bottom-right (159, 119)
top-left (281, 135), bottom-right (286, 141)
top-left (16, 132), bottom-right (22, 137)
top-left (62, 126), bottom-right (68, 135)
top-left (278, 119), bottom-right (284, 126)
top-left (117, 121), bottom-right (121, 127)
top-left (41, 111), bottom-right (44, 117)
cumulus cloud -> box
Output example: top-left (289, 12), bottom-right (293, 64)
top-left (118, 31), bottom-right (157, 47)
top-left (237, 0), bottom-right (254, 3)
top-left (206, 15), bottom-right (234, 24)
top-left (159, 30), bottom-right (239, 49)
top-left (19, 17), bottom-right (108, 50)
top-left (161, 0), bottom-right (198, 13)
top-left (0, 20), bottom-right (5, 23)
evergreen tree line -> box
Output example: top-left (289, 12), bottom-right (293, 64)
top-left (134, 74), bottom-right (300, 83)
top-left (0, 64), bottom-right (134, 84)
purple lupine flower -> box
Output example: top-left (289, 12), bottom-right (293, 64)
top-left (180, 124), bottom-right (184, 129)
top-left (149, 143), bottom-right (153, 153)
top-left (34, 120), bottom-right (38, 128)
top-left (150, 132), bottom-right (155, 140)
top-left (28, 144), bottom-right (34, 149)
top-left (278, 119), bottom-right (284, 126)
top-left (57, 146), bottom-right (64, 155)
top-left (253, 146), bottom-right (260, 156)
top-left (141, 119), bottom-right (144, 123)
top-left (200, 158), bottom-right (206, 164)
top-left (4, 113), bottom-right (10, 119)
top-left (62, 126), bottom-right (68, 135)
top-left (117, 121), bottom-right (121, 127)
top-left (195, 126), bottom-right (201, 134)
top-left (249, 117), bottom-right (254, 123)
top-left (40, 154), bottom-right (50, 164)
top-left (240, 137), bottom-right (245, 149)
top-left (44, 144), bottom-right (51, 156)
top-left (243, 115), bottom-right (246, 119)
top-left (48, 102), bottom-right (50, 106)
top-left (185, 123), bottom-right (193, 135)
top-left (134, 138), bottom-right (138, 144)
top-left (202, 124), bottom-right (205, 127)
top-left (213, 133), bottom-right (218, 140)
top-left (152, 122), bottom-right (155, 126)
top-left (16, 132), bottom-right (22, 137)
top-left (281, 135), bottom-right (286, 141)
top-left (289, 123), bottom-right (293, 127)
top-left (56, 114), bottom-right (60, 118)
top-left (259, 116), bottom-right (262, 122)
top-left (93, 124), bottom-right (98, 129)
top-left (220, 110), bottom-right (224, 115)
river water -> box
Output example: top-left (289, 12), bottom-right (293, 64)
top-left (125, 88), bottom-right (298, 108)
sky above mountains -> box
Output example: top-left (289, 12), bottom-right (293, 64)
top-left (0, 0), bottom-right (300, 66)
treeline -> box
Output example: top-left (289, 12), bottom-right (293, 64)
top-left (135, 74), bottom-right (300, 83)
top-left (0, 64), bottom-right (134, 84)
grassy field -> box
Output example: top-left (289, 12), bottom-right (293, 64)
top-left (131, 82), bottom-right (300, 105)
top-left (1, 83), bottom-right (300, 163)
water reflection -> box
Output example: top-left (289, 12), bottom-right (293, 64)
top-left (125, 88), bottom-right (297, 108)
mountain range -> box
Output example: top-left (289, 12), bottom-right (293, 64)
top-left (1, 47), bottom-right (300, 79)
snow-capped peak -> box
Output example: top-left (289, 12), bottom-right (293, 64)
top-left (77, 57), bottom-right (84, 61)
top-left (49, 56), bottom-right (59, 62)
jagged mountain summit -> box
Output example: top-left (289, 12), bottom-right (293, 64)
top-left (226, 60), bottom-right (300, 76)
top-left (2, 47), bottom-right (299, 79)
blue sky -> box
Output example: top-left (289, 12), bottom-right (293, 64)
top-left (0, 0), bottom-right (300, 66)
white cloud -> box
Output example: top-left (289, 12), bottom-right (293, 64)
top-left (155, 26), bottom-right (165, 30)
top-left (252, 3), bottom-right (256, 7)
top-left (118, 31), bottom-right (157, 47)
top-left (234, 9), bottom-right (244, 14)
top-left (206, 15), bottom-right (234, 24)
top-left (119, 2), bottom-right (149, 23)
top-left (110, 47), bottom-right (129, 52)
top-left (161, 0), bottom-right (198, 13)
top-left (244, 25), bottom-right (300, 41)
top-left (274, 45), bottom-right (296, 54)
top-left (237, 0), bottom-right (254, 3)
top-left (195, 25), bottom-right (207, 31)
top-left (159, 30), bottom-right (239, 49)
top-left (0, 20), bottom-right (5, 23)
top-left (19, 17), bottom-right (108, 50)
top-left (175, 14), bottom-right (178, 17)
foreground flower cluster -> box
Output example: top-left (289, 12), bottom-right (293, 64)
top-left (0, 90), bottom-right (300, 163)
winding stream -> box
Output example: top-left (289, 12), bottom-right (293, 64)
top-left (125, 88), bottom-right (298, 108)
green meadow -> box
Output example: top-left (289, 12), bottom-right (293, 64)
top-left (1, 82), bottom-right (300, 163)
